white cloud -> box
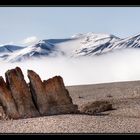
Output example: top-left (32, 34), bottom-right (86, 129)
top-left (21, 36), bottom-right (39, 46)
top-left (1, 48), bottom-right (140, 86)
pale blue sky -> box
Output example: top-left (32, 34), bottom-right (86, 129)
top-left (0, 7), bottom-right (140, 45)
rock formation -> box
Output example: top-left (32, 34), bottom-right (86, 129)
top-left (28, 70), bottom-right (49, 115)
top-left (0, 77), bottom-right (19, 119)
top-left (0, 67), bottom-right (114, 119)
top-left (80, 101), bottom-right (113, 115)
top-left (28, 71), bottom-right (78, 116)
top-left (43, 76), bottom-right (78, 115)
top-left (0, 106), bottom-right (6, 120)
top-left (5, 67), bottom-right (39, 118)
top-left (0, 67), bottom-right (78, 119)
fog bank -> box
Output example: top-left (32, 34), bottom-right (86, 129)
top-left (0, 48), bottom-right (140, 86)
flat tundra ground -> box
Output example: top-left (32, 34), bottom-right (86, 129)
top-left (1, 81), bottom-right (140, 133)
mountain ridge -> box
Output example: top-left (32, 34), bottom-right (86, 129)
top-left (1, 32), bottom-right (140, 62)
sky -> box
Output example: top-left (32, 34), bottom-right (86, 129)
top-left (0, 7), bottom-right (140, 45)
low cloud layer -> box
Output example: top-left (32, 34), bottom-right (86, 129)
top-left (21, 36), bottom-right (39, 46)
top-left (0, 48), bottom-right (140, 86)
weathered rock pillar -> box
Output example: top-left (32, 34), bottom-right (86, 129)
top-left (0, 76), bottom-right (19, 119)
top-left (43, 76), bottom-right (78, 115)
top-left (5, 67), bottom-right (39, 118)
top-left (28, 70), bottom-right (49, 115)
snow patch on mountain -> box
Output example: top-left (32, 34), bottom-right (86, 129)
top-left (1, 32), bottom-right (140, 62)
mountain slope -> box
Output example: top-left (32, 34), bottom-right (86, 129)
top-left (71, 33), bottom-right (140, 57)
top-left (2, 40), bottom-right (62, 62)
top-left (0, 45), bottom-right (23, 53)
top-left (0, 45), bottom-right (24, 61)
top-left (1, 32), bottom-right (140, 62)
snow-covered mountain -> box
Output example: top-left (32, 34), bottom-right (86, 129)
top-left (5, 40), bottom-right (61, 62)
top-left (0, 44), bottom-right (23, 54)
top-left (1, 32), bottom-right (140, 62)
top-left (70, 32), bottom-right (140, 57)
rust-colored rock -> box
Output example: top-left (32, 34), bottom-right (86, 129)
top-left (43, 76), bottom-right (78, 115)
top-left (80, 101), bottom-right (113, 115)
top-left (5, 67), bottom-right (39, 118)
top-left (0, 67), bottom-right (78, 119)
top-left (0, 106), bottom-right (6, 120)
top-left (0, 77), bottom-right (19, 119)
top-left (28, 70), bottom-right (49, 115)
top-left (28, 70), bottom-right (78, 115)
